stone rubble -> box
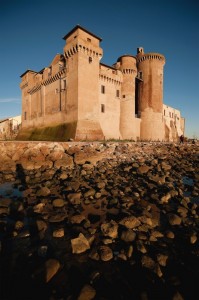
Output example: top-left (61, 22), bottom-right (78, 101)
top-left (0, 141), bottom-right (198, 299)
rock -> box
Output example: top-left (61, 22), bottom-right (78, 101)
top-left (89, 248), bottom-right (100, 261)
top-left (136, 241), bottom-right (147, 254)
top-left (139, 215), bottom-right (153, 226)
top-left (52, 198), bottom-right (65, 208)
top-left (172, 291), bottom-right (184, 300)
top-left (160, 193), bottom-right (171, 203)
top-left (102, 238), bottom-right (113, 245)
top-left (117, 252), bottom-right (127, 261)
top-left (33, 202), bottom-right (45, 213)
top-left (14, 220), bottom-right (24, 231)
top-left (161, 162), bottom-right (171, 171)
top-left (99, 245), bottom-right (113, 261)
top-left (48, 213), bottom-right (67, 223)
top-left (89, 270), bottom-right (100, 284)
top-left (32, 258), bottom-right (60, 283)
top-left (166, 230), bottom-right (175, 239)
top-left (17, 229), bottom-right (30, 238)
top-left (33, 220), bottom-right (48, 234)
top-left (77, 284), bottom-right (96, 300)
top-left (0, 198), bottom-right (11, 207)
top-left (82, 163), bottom-right (94, 171)
top-left (154, 263), bottom-right (163, 277)
top-left (45, 259), bottom-right (60, 283)
top-left (157, 254), bottom-right (168, 266)
top-left (151, 230), bottom-right (164, 238)
top-left (71, 233), bottom-right (90, 254)
top-left (95, 192), bottom-right (101, 199)
top-left (36, 186), bottom-right (51, 197)
top-left (54, 155), bottom-right (74, 169)
top-left (70, 214), bottom-right (86, 224)
top-left (84, 189), bottom-right (96, 198)
top-left (38, 245), bottom-right (48, 257)
top-left (138, 232), bottom-right (147, 240)
top-left (59, 173), bottom-right (68, 180)
top-left (53, 228), bottom-right (65, 238)
top-left (69, 181), bottom-right (80, 191)
top-left (127, 245), bottom-right (133, 258)
top-left (119, 216), bottom-right (141, 229)
top-left (177, 206), bottom-right (188, 218)
top-left (121, 229), bottom-right (136, 242)
top-left (168, 213), bottom-right (182, 226)
top-left (97, 181), bottom-right (106, 189)
top-left (67, 193), bottom-right (81, 205)
top-left (141, 255), bottom-right (156, 269)
top-left (101, 220), bottom-right (118, 239)
top-left (137, 165), bottom-right (150, 174)
top-left (138, 224), bottom-right (150, 232)
top-left (190, 233), bottom-right (197, 244)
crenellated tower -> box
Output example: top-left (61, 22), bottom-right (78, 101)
top-left (63, 25), bottom-right (104, 140)
top-left (136, 47), bottom-right (165, 141)
top-left (117, 55), bottom-right (139, 140)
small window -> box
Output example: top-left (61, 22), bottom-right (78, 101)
top-left (62, 80), bottom-right (66, 90)
top-left (116, 90), bottom-right (120, 98)
top-left (101, 85), bottom-right (105, 94)
top-left (89, 57), bottom-right (92, 63)
top-left (101, 104), bottom-right (105, 113)
top-left (59, 63), bottom-right (64, 70)
top-left (138, 71), bottom-right (143, 79)
top-left (123, 95), bottom-right (126, 98)
top-left (48, 67), bottom-right (52, 77)
top-left (87, 38), bottom-right (91, 42)
top-left (24, 112), bottom-right (27, 120)
top-left (164, 110), bottom-right (165, 116)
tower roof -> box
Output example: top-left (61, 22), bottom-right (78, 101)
top-left (62, 25), bottom-right (102, 42)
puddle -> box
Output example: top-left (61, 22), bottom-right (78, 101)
top-left (183, 176), bottom-right (194, 186)
top-left (0, 182), bottom-right (23, 198)
top-left (182, 176), bottom-right (199, 204)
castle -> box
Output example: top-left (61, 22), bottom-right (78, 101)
top-left (19, 25), bottom-right (185, 141)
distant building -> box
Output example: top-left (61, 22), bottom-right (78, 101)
top-left (163, 104), bottom-right (185, 141)
top-left (19, 25), bottom-right (185, 141)
top-left (0, 115), bottom-right (21, 140)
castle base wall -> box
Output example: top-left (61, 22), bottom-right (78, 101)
top-left (140, 109), bottom-right (164, 141)
top-left (22, 111), bottom-right (72, 129)
top-left (75, 119), bottom-right (104, 141)
top-left (120, 117), bottom-right (141, 141)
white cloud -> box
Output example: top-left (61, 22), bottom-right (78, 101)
top-left (0, 98), bottom-right (21, 103)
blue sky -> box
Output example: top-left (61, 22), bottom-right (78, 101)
top-left (0, 0), bottom-right (198, 138)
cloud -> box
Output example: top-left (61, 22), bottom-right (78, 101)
top-left (0, 98), bottom-right (21, 103)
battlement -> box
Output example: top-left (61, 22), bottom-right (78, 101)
top-left (137, 53), bottom-right (165, 63)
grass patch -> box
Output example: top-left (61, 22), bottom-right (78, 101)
top-left (16, 122), bottom-right (77, 141)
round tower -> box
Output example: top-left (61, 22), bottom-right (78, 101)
top-left (118, 55), bottom-right (138, 140)
top-left (137, 47), bottom-right (165, 141)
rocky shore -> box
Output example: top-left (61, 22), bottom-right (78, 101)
top-left (0, 141), bottom-right (199, 300)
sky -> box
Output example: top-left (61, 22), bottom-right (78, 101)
top-left (0, 0), bottom-right (198, 138)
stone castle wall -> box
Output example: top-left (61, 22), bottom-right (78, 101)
top-left (19, 26), bottom-right (184, 142)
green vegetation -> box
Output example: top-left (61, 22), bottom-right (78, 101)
top-left (16, 122), bottom-right (77, 141)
